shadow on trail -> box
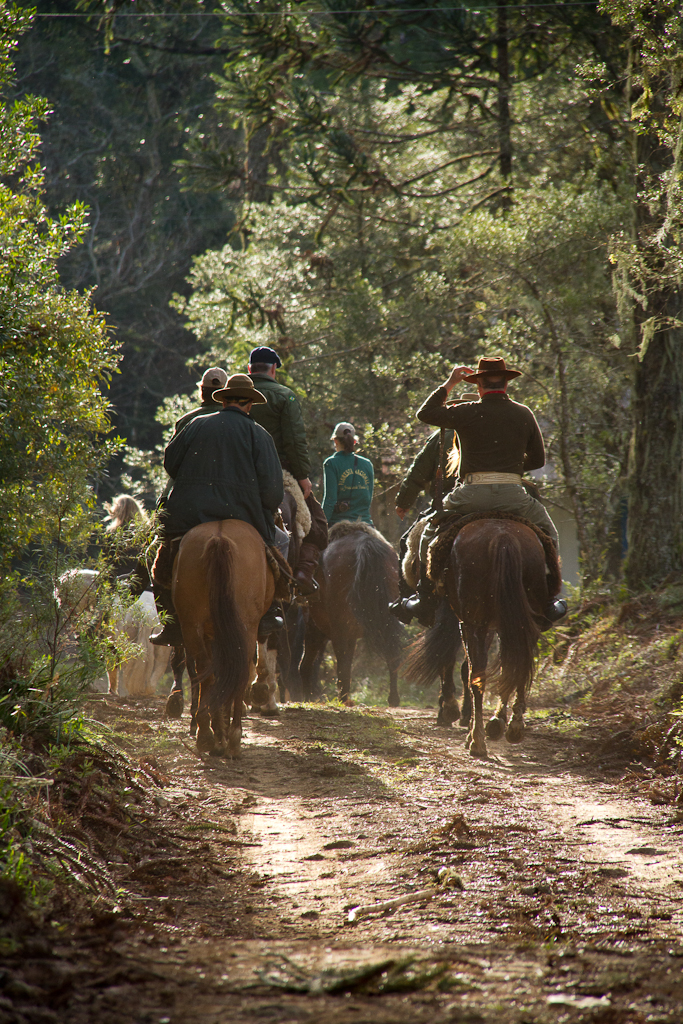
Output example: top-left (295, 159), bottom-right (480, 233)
top-left (194, 706), bottom-right (420, 802)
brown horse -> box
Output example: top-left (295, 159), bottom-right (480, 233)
top-left (407, 518), bottom-right (551, 758)
top-left (300, 523), bottom-right (403, 706)
top-left (172, 519), bottom-right (274, 757)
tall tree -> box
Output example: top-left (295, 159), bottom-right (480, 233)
top-left (14, 0), bottom-right (235, 456)
top-left (603, 0), bottom-right (683, 589)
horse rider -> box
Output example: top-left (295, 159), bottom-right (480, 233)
top-left (247, 346), bottom-right (328, 596)
top-left (323, 422), bottom-right (375, 526)
top-left (150, 374), bottom-right (288, 646)
top-left (392, 356), bottom-right (568, 626)
top-left (172, 366), bottom-right (229, 435)
top-left (393, 394), bottom-right (477, 597)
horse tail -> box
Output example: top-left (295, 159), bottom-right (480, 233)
top-left (490, 533), bottom-right (539, 704)
top-left (203, 535), bottom-right (249, 712)
top-left (403, 600), bottom-right (461, 687)
top-left (348, 535), bottom-right (403, 663)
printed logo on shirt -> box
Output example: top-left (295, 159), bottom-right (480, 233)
top-left (339, 467), bottom-right (370, 491)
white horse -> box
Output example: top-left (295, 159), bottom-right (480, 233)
top-left (56, 569), bottom-right (170, 697)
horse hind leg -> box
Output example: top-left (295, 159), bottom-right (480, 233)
top-left (387, 655), bottom-right (400, 708)
top-left (463, 630), bottom-right (488, 758)
top-left (505, 686), bottom-right (526, 744)
top-left (334, 639), bottom-right (356, 706)
top-left (436, 663), bottom-right (459, 727)
top-left (458, 659), bottom-right (472, 728)
top-left (165, 645), bottom-right (186, 719)
top-left (485, 699), bottom-right (509, 741)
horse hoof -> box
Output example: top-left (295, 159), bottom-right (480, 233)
top-left (505, 722), bottom-right (525, 744)
top-left (259, 707), bottom-right (280, 717)
top-left (165, 690), bottom-right (184, 719)
top-left (468, 745), bottom-right (488, 759)
top-left (196, 729), bottom-right (215, 754)
top-left (485, 717), bottom-right (505, 741)
top-left (250, 681), bottom-right (270, 706)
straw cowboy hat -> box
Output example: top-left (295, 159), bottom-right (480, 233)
top-left (463, 356), bottom-right (522, 383)
top-left (212, 373), bottom-right (267, 404)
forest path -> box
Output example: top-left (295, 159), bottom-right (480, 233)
top-left (68, 698), bottom-right (683, 1023)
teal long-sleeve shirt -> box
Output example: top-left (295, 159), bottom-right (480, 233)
top-left (322, 451), bottom-right (374, 525)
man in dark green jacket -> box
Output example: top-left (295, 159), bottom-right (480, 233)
top-left (395, 429), bottom-right (456, 520)
top-left (150, 374), bottom-right (285, 645)
top-left (248, 347), bottom-right (312, 494)
top-left (248, 346), bottom-right (327, 595)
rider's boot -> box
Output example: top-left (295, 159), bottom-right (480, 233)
top-left (258, 601), bottom-right (285, 642)
top-left (150, 585), bottom-right (184, 646)
top-left (294, 541), bottom-right (319, 597)
top-left (545, 598), bottom-right (568, 623)
top-left (390, 568), bottom-right (438, 628)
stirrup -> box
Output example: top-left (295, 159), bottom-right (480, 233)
top-left (389, 596), bottom-right (417, 625)
top-left (294, 574), bottom-right (319, 597)
top-left (150, 621), bottom-right (183, 646)
top-left (257, 608), bottom-right (285, 642)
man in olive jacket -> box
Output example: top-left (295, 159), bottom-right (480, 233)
top-left (248, 346), bottom-right (327, 596)
top-left (150, 374), bottom-right (285, 645)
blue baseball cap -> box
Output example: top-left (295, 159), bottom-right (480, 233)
top-left (249, 346), bottom-right (282, 368)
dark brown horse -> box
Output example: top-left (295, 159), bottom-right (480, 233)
top-left (172, 520), bottom-right (274, 757)
top-left (300, 523), bottom-right (403, 706)
top-left (407, 518), bottom-right (551, 757)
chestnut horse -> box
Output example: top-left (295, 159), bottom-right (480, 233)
top-left (172, 520), bottom-right (274, 757)
top-left (300, 523), bottom-right (403, 706)
top-left (407, 519), bottom-right (550, 758)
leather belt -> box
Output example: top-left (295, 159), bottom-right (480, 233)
top-left (463, 472), bottom-right (523, 485)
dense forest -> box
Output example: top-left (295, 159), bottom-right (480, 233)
top-left (1, 0), bottom-right (683, 664)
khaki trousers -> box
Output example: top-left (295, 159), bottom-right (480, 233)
top-left (419, 483), bottom-right (559, 563)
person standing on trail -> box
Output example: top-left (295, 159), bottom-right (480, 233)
top-left (323, 422), bottom-right (375, 527)
top-left (392, 357), bottom-right (567, 626)
top-left (247, 346), bottom-right (328, 596)
top-left (150, 374), bottom-right (287, 646)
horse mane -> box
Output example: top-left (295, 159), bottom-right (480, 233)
top-left (328, 520), bottom-right (390, 546)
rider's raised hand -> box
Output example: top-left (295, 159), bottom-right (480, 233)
top-left (444, 365), bottom-right (474, 393)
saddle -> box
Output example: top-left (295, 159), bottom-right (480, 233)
top-left (426, 510), bottom-right (562, 598)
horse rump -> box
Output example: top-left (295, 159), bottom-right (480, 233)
top-left (403, 600), bottom-right (461, 687)
top-left (347, 533), bottom-right (403, 664)
top-left (203, 534), bottom-right (250, 712)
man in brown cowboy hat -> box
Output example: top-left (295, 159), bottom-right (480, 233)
top-left (150, 374), bottom-right (286, 645)
top-left (393, 357), bottom-right (566, 626)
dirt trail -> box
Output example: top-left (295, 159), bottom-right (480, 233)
top-left (37, 698), bottom-right (683, 1023)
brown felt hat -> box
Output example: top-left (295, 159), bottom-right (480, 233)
top-left (463, 356), bottom-right (522, 383)
top-left (212, 373), bottom-right (267, 404)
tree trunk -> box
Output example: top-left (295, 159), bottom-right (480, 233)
top-left (626, 310), bottom-right (683, 589)
top-left (496, 0), bottom-right (512, 205)
top-left (624, 41), bottom-right (683, 589)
